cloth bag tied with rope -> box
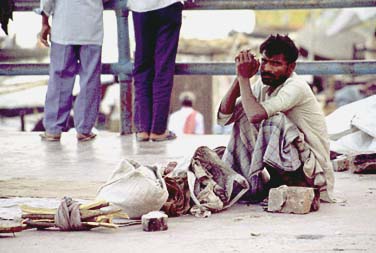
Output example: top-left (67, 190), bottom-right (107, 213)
top-left (96, 159), bottom-right (168, 219)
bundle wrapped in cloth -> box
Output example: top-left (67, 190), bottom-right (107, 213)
top-left (96, 160), bottom-right (168, 219)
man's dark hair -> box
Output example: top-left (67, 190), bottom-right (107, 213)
top-left (259, 34), bottom-right (299, 63)
top-left (179, 91), bottom-right (195, 107)
top-left (182, 99), bottom-right (193, 107)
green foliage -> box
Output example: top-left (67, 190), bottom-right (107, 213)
top-left (0, 0), bottom-right (14, 35)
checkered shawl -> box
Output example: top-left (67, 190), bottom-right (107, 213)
top-left (222, 104), bottom-right (332, 201)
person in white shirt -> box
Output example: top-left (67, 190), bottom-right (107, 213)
top-left (38, 0), bottom-right (109, 142)
top-left (127, 0), bottom-right (185, 142)
top-left (168, 91), bottom-right (204, 136)
top-left (218, 34), bottom-right (334, 203)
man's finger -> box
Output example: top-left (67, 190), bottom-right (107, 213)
top-left (40, 38), bottom-right (49, 47)
top-left (239, 52), bottom-right (246, 63)
top-left (246, 52), bottom-right (254, 62)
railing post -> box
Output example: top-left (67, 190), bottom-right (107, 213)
top-left (115, 6), bottom-right (133, 135)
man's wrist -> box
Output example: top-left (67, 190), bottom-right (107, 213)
top-left (237, 76), bottom-right (249, 83)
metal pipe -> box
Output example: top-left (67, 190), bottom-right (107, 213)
top-left (115, 8), bottom-right (133, 135)
top-left (13, 0), bottom-right (128, 11)
top-left (175, 61), bottom-right (376, 76)
top-left (2, 61), bottom-right (376, 76)
top-left (184, 0), bottom-right (376, 10)
top-left (13, 0), bottom-right (376, 11)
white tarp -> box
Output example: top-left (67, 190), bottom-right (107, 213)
top-left (326, 95), bottom-right (376, 154)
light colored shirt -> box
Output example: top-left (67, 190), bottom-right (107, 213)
top-left (218, 72), bottom-right (334, 199)
top-left (168, 107), bottom-right (204, 135)
top-left (40, 0), bottom-right (105, 45)
top-left (127, 0), bottom-right (184, 12)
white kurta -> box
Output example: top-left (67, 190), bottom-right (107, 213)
top-left (40, 0), bottom-right (105, 45)
top-left (168, 107), bottom-right (204, 135)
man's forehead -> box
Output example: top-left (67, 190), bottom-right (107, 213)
top-left (261, 51), bottom-right (286, 62)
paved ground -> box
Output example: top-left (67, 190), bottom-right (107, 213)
top-left (0, 131), bottom-right (375, 252)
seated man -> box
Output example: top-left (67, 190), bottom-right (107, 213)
top-left (217, 34), bottom-right (334, 203)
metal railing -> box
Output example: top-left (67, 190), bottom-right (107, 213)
top-left (2, 0), bottom-right (376, 134)
top-left (12, 0), bottom-right (376, 10)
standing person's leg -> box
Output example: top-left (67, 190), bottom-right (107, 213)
top-left (43, 43), bottom-right (78, 137)
top-left (150, 2), bottom-right (182, 136)
top-left (74, 45), bottom-right (102, 138)
top-left (132, 11), bottom-right (157, 137)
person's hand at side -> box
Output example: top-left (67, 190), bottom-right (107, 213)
top-left (39, 12), bottom-right (51, 47)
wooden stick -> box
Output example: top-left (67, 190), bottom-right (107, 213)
top-left (80, 208), bottom-right (122, 220)
top-left (111, 212), bottom-right (129, 219)
top-left (0, 221), bottom-right (27, 233)
top-left (25, 219), bottom-right (54, 223)
top-left (114, 220), bottom-right (142, 227)
top-left (22, 213), bottom-right (55, 220)
top-left (82, 222), bottom-right (118, 229)
top-left (80, 200), bottom-right (109, 210)
top-left (95, 216), bottom-right (111, 223)
top-left (21, 205), bottom-right (55, 215)
top-left (22, 209), bottom-right (124, 221)
top-left (23, 219), bottom-right (55, 229)
top-left (21, 201), bottom-right (109, 215)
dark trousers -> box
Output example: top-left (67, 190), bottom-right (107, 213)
top-left (132, 2), bottom-right (182, 134)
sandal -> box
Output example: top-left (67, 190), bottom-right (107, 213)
top-left (136, 132), bottom-right (149, 142)
top-left (77, 132), bottom-right (97, 142)
top-left (150, 131), bottom-right (177, 142)
top-left (40, 132), bottom-right (61, 142)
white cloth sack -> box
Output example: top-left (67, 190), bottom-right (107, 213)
top-left (326, 95), bottom-right (376, 154)
top-left (96, 159), bottom-right (168, 219)
top-left (351, 106), bottom-right (376, 138)
top-left (326, 95), bottom-right (376, 140)
top-left (330, 131), bottom-right (376, 155)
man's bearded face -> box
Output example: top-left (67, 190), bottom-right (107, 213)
top-left (260, 52), bottom-right (292, 87)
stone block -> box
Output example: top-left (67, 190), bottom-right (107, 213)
top-left (267, 186), bottom-right (318, 214)
top-left (331, 155), bottom-right (350, 172)
top-left (348, 152), bottom-right (376, 174)
top-left (141, 211), bottom-right (168, 232)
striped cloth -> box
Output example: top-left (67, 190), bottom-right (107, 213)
top-left (222, 104), bottom-right (330, 202)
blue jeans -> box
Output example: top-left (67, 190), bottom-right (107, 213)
top-left (43, 43), bottom-right (102, 135)
top-left (132, 2), bottom-right (182, 134)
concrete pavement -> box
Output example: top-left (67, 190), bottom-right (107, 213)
top-left (0, 131), bottom-right (375, 252)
